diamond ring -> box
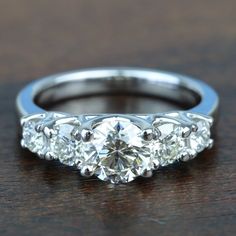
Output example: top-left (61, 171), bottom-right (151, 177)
top-left (16, 68), bottom-right (219, 184)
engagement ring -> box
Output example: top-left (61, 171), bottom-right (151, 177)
top-left (16, 68), bottom-right (219, 184)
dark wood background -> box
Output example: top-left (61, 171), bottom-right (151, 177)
top-left (0, 1), bottom-right (235, 235)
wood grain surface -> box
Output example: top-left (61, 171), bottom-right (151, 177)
top-left (0, 1), bottom-right (236, 235)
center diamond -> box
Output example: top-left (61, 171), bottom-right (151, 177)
top-left (77, 117), bottom-right (153, 183)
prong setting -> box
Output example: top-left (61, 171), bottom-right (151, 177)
top-left (81, 129), bottom-right (93, 142)
top-left (181, 126), bottom-right (191, 138)
top-left (180, 153), bottom-right (194, 162)
top-left (142, 129), bottom-right (155, 141)
top-left (207, 139), bottom-right (214, 149)
top-left (45, 152), bottom-right (54, 161)
top-left (35, 124), bottom-right (44, 133)
top-left (20, 111), bottom-right (214, 184)
top-left (43, 126), bottom-right (56, 139)
top-left (191, 124), bottom-right (198, 132)
top-left (20, 139), bottom-right (26, 148)
top-left (153, 162), bottom-right (160, 170)
top-left (80, 166), bottom-right (94, 177)
top-left (142, 169), bottom-right (153, 178)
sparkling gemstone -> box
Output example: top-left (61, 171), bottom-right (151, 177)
top-left (51, 124), bottom-right (77, 166)
top-left (22, 121), bottom-right (46, 154)
top-left (77, 117), bottom-right (153, 184)
top-left (184, 118), bottom-right (211, 157)
top-left (153, 122), bottom-right (184, 166)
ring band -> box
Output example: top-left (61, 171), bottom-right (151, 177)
top-left (16, 67), bottom-right (219, 184)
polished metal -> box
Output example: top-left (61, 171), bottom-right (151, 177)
top-left (16, 67), bottom-right (219, 118)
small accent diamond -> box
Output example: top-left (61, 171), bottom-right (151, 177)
top-left (22, 121), bottom-right (47, 154)
top-left (50, 124), bottom-right (77, 166)
top-left (153, 122), bottom-right (185, 166)
top-left (183, 116), bottom-right (212, 160)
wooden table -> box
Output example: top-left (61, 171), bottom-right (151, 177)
top-left (0, 1), bottom-right (235, 235)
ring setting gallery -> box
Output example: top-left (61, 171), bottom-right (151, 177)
top-left (16, 68), bottom-right (219, 184)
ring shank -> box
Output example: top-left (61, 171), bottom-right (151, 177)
top-left (16, 68), bottom-right (219, 118)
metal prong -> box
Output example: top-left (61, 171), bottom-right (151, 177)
top-left (81, 129), bottom-right (93, 142)
top-left (142, 129), bottom-right (155, 141)
top-left (80, 166), bottom-right (94, 177)
top-left (35, 124), bottom-right (44, 132)
top-left (38, 151), bottom-right (45, 159)
top-left (21, 139), bottom-right (27, 148)
top-left (142, 169), bottom-right (153, 178)
top-left (191, 124), bottom-right (198, 132)
top-left (45, 152), bottom-right (54, 160)
top-left (153, 162), bottom-right (160, 170)
top-left (207, 139), bottom-right (214, 149)
top-left (20, 119), bottom-right (26, 127)
top-left (181, 127), bottom-right (191, 138)
top-left (208, 117), bottom-right (214, 127)
top-left (43, 127), bottom-right (56, 139)
top-left (180, 153), bottom-right (195, 162)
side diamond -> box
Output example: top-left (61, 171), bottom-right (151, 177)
top-left (22, 120), bottom-right (47, 155)
top-left (50, 124), bottom-right (78, 166)
top-left (153, 112), bottom-right (213, 165)
top-left (182, 114), bottom-right (213, 161)
top-left (153, 121), bottom-right (185, 166)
